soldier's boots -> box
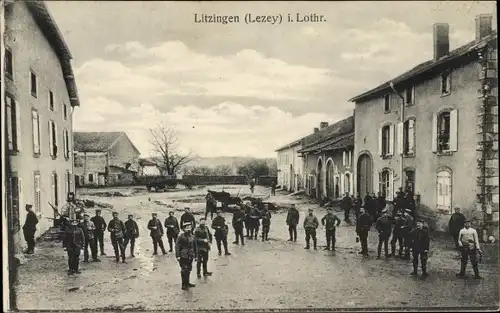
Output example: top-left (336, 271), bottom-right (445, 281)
top-left (304, 242), bottom-right (310, 249)
top-left (324, 246), bottom-right (330, 251)
top-left (456, 261), bottom-right (467, 277)
top-left (473, 265), bottom-right (482, 279)
top-left (313, 239), bottom-right (317, 250)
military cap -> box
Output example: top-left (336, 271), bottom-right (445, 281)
top-left (405, 209), bottom-right (412, 213)
top-left (416, 219), bottom-right (424, 223)
top-left (327, 207), bottom-right (333, 210)
top-left (128, 214), bottom-right (133, 217)
top-left (308, 208), bottom-right (313, 211)
top-left (464, 219), bottom-right (472, 223)
top-left (200, 217), bottom-right (206, 221)
top-left (112, 211), bottom-right (118, 215)
top-left (152, 212), bottom-right (158, 216)
top-left (83, 213), bottom-right (90, 217)
top-left (26, 204), bottom-right (33, 208)
top-left (182, 222), bottom-right (192, 228)
top-left (217, 208), bottom-right (223, 212)
top-left (95, 208), bottom-right (102, 212)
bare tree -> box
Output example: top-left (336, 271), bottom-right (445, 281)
top-left (149, 124), bottom-right (195, 175)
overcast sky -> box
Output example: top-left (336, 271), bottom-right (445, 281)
top-left (46, 1), bottom-right (496, 158)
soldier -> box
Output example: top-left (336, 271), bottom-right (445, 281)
top-left (205, 192), bottom-right (217, 220)
top-left (409, 219), bottom-right (430, 278)
top-left (456, 220), bottom-right (482, 279)
top-left (340, 193), bottom-right (353, 223)
top-left (321, 207), bottom-right (341, 251)
top-left (164, 211), bottom-right (180, 252)
top-left (271, 181), bottom-right (276, 196)
top-left (90, 209), bottom-right (107, 256)
top-left (376, 192), bottom-right (386, 218)
top-left (286, 204), bottom-right (300, 242)
top-left (244, 203), bottom-right (252, 238)
top-left (194, 218), bottom-right (213, 278)
top-left (124, 214), bottom-right (139, 257)
top-left (250, 178), bottom-right (256, 194)
top-left (148, 213), bottom-right (167, 255)
top-left (180, 207), bottom-right (196, 230)
top-left (232, 206), bottom-right (245, 245)
top-left (261, 206), bottom-right (272, 241)
top-left (175, 222), bottom-right (197, 290)
top-left (448, 207), bottom-right (466, 249)
top-left (107, 212), bottom-right (127, 263)
top-left (22, 204), bottom-right (38, 254)
top-left (63, 219), bottom-right (84, 275)
top-left (356, 207), bottom-right (372, 256)
top-left (353, 192), bottom-right (363, 221)
top-left (303, 208), bottom-right (319, 250)
top-left (390, 211), bottom-right (405, 258)
top-left (393, 188), bottom-right (405, 216)
top-left (402, 209), bottom-right (415, 260)
top-left (375, 209), bottom-right (392, 259)
top-left (80, 213), bottom-right (100, 262)
top-left (212, 209), bottom-right (231, 255)
top-left (248, 205), bottom-right (261, 240)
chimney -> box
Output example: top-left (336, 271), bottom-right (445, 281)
top-left (320, 122), bottom-right (329, 129)
top-left (433, 23), bottom-right (450, 60)
top-left (314, 127), bottom-right (319, 133)
top-left (475, 14), bottom-right (493, 42)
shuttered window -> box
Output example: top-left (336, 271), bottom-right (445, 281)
top-left (436, 170), bottom-right (452, 213)
top-left (380, 125), bottom-right (394, 157)
top-left (34, 174), bottom-right (41, 213)
top-left (32, 110), bottom-right (41, 155)
top-left (432, 110), bottom-right (458, 153)
top-left (6, 95), bottom-right (20, 152)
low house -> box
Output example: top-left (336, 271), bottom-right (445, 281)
top-left (73, 132), bottom-right (140, 187)
top-left (298, 116), bottom-right (355, 200)
top-left (349, 15), bottom-right (498, 236)
top-left (138, 157), bottom-right (162, 176)
top-left (275, 138), bottom-right (304, 192)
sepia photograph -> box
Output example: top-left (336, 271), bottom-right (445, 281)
top-left (1, 0), bottom-right (499, 312)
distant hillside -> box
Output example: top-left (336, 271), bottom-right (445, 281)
top-left (189, 156), bottom-right (276, 168)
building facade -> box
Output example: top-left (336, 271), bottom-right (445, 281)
top-left (4, 1), bottom-right (80, 252)
top-left (299, 117), bottom-right (355, 200)
top-left (73, 132), bottom-right (140, 187)
top-left (276, 139), bottom-right (303, 192)
top-left (350, 15), bottom-right (498, 237)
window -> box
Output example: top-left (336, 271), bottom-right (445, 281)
top-left (52, 172), bottom-right (59, 207)
top-left (343, 150), bottom-right (352, 167)
top-left (8, 176), bottom-right (21, 232)
top-left (5, 48), bottom-right (13, 79)
top-left (399, 119), bottom-right (416, 156)
top-left (379, 124), bottom-right (394, 157)
top-left (404, 169), bottom-right (415, 195)
top-left (441, 72), bottom-right (451, 95)
top-left (34, 173), bottom-right (41, 213)
top-left (88, 173), bottom-right (94, 183)
top-left (436, 170), bottom-right (452, 213)
top-left (384, 94), bottom-right (391, 113)
top-left (6, 95), bottom-right (20, 152)
top-left (49, 91), bottom-right (54, 111)
top-left (63, 129), bottom-right (70, 159)
top-left (334, 176), bottom-right (340, 198)
top-left (63, 104), bottom-right (68, 120)
top-left (48, 120), bottom-right (58, 158)
top-left (32, 110), bottom-right (41, 155)
top-left (432, 110), bottom-right (458, 153)
top-left (66, 171), bottom-right (72, 196)
top-left (30, 71), bottom-right (37, 97)
top-left (379, 169), bottom-right (393, 201)
top-left (344, 173), bottom-right (351, 194)
top-left (405, 86), bottom-right (415, 105)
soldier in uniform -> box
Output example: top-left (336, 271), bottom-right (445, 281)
top-left (356, 207), bottom-right (372, 256)
top-left (80, 213), bottom-right (100, 262)
top-left (124, 214), bottom-right (139, 257)
top-left (22, 204), bottom-right (39, 254)
top-left (90, 209), bottom-right (107, 256)
top-left (107, 212), bottom-right (127, 263)
top-left (321, 207), bottom-right (341, 251)
top-left (353, 192), bottom-right (363, 221)
top-left (376, 192), bottom-right (386, 218)
top-left (180, 207), bottom-right (196, 230)
top-left (63, 219), bottom-right (85, 275)
top-left (212, 209), bottom-right (231, 255)
top-left (248, 205), bottom-right (261, 240)
top-left (175, 222), bottom-right (197, 290)
top-left (340, 193), bottom-right (353, 223)
top-left (402, 209), bottom-right (415, 260)
top-left (393, 188), bottom-right (405, 217)
top-left (456, 220), bottom-right (482, 279)
top-left (375, 208), bottom-right (392, 259)
top-left (286, 204), bottom-right (300, 242)
top-left (244, 203), bottom-right (252, 238)
top-left (147, 213), bottom-right (167, 255)
top-left (448, 207), bottom-right (466, 249)
top-left (232, 206), bottom-right (245, 245)
top-left (164, 211), bottom-right (180, 252)
top-left (303, 208), bottom-right (319, 250)
top-left (205, 192), bottom-right (217, 220)
top-left (390, 211), bottom-right (405, 257)
top-left (409, 219), bottom-right (430, 278)
top-left (261, 206), bottom-right (272, 241)
top-left (194, 218), bottom-right (213, 278)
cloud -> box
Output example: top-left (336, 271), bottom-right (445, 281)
top-left (73, 98), bottom-right (341, 158)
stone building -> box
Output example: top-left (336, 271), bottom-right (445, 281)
top-left (275, 138), bottom-right (304, 192)
top-left (4, 1), bottom-right (80, 251)
top-left (350, 15), bottom-right (498, 237)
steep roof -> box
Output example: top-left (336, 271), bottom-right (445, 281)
top-left (275, 138), bottom-right (304, 152)
top-left (139, 157), bottom-right (159, 166)
top-left (74, 132), bottom-right (128, 153)
top-left (24, 1), bottom-right (80, 106)
top-left (298, 115), bottom-right (354, 153)
top-left (349, 31), bottom-right (497, 103)
top-left (299, 132), bottom-right (354, 154)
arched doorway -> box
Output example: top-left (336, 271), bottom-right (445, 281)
top-left (317, 158), bottom-right (324, 199)
top-left (357, 153), bottom-right (373, 196)
top-left (326, 159), bottom-right (334, 199)
top-left (289, 164), bottom-right (295, 192)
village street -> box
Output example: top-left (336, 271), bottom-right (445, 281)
top-left (15, 185), bottom-right (499, 311)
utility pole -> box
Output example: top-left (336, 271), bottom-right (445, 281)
top-left (389, 82), bottom-right (405, 190)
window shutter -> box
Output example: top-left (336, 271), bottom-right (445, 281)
top-left (348, 151), bottom-right (352, 167)
top-left (48, 121), bottom-right (53, 156)
top-left (408, 120), bottom-right (415, 154)
top-left (15, 100), bottom-right (21, 151)
top-left (63, 130), bottom-right (67, 158)
top-left (342, 151), bottom-right (346, 166)
top-left (397, 122), bottom-right (404, 155)
top-left (340, 173), bottom-right (344, 195)
top-left (350, 174), bottom-right (354, 195)
top-left (54, 123), bottom-right (58, 157)
top-left (378, 128), bottom-right (383, 156)
top-left (431, 113), bottom-right (438, 153)
top-left (388, 124), bottom-right (395, 156)
top-left (389, 171), bottom-right (394, 201)
top-left (37, 113), bottom-right (42, 155)
top-left (449, 109), bottom-right (458, 152)
top-left (18, 178), bottom-right (23, 219)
